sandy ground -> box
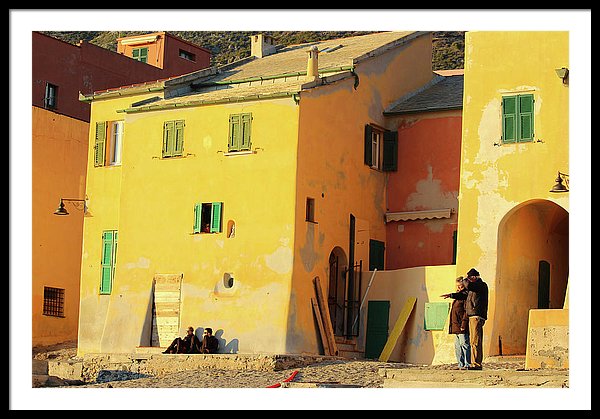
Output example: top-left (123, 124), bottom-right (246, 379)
top-left (31, 340), bottom-right (529, 389)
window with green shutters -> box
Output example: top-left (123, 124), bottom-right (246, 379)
top-left (162, 120), bottom-right (185, 158)
top-left (228, 113), bottom-right (252, 152)
top-left (132, 47), bottom-right (148, 63)
top-left (193, 202), bottom-right (223, 233)
top-left (502, 94), bottom-right (534, 143)
top-left (94, 121), bottom-right (124, 167)
top-left (100, 230), bottom-right (118, 294)
top-left (364, 124), bottom-right (398, 171)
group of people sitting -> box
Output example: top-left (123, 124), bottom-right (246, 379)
top-left (162, 326), bottom-right (219, 354)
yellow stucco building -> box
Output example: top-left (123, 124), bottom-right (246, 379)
top-left (77, 31), bottom-right (436, 356)
top-left (455, 31), bottom-right (569, 364)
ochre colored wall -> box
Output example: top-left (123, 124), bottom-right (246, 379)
top-left (358, 265), bottom-right (457, 364)
top-left (78, 92), bottom-right (300, 356)
top-left (386, 111), bottom-right (462, 269)
top-left (456, 31), bottom-right (569, 357)
top-left (32, 107), bottom-right (89, 346)
top-left (117, 32), bottom-right (211, 75)
top-left (289, 34), bottom-right (435, 354)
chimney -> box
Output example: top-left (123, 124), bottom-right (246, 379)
top-left (250, 34), bottom-right (277, 58)
top-left (306, 45), bottom-right (319, 81)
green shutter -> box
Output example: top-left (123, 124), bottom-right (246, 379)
top-left (100, 231), bottom-right (114, 294)
top-left (364, 124), bottom-right (373, 166)
top-left (518, 94), bottom-right (534, 142)
top-left (382, 130), bottom-right (398, 172)
top-left (133, 47), bottom-right (148, 63)
top-left (162, 121), bottom-right (174, 157)
top-left (502, 96), bottom-right (517, 143)
top-left (424, 302), bottom-right (450, 330)
top-left (210, 202), bottom-right (222, 233)
top-left (240, 113), bottom-right (252, 151)
top-left (140, 48), bottom-right (148, 63)
top-left (174, 120), bottom-right (184, 156)
top-left (193, 203), bottom-right (201, 233)
top-left (228, 114), bottom-right (240, 152)
top-left (94, 122), bottom-right (106, 167)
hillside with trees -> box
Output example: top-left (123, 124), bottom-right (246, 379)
top-left (41, 31), bottom-right (464, 70)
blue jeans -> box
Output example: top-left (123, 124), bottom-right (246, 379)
top-left (454, 333), bottom-right (471, 368)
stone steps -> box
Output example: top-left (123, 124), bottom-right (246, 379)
top-left (378, 366), bottom-right (569, 388)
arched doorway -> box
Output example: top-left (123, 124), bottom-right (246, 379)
top-left (328, 247), bottom-right (347, 336)
top-left (493, 199), bottom-right (569, 355)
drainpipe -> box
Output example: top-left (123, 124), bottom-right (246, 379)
top-left (352, 268), bottom-right (377, 332)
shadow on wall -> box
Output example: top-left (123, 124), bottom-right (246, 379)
top-left (194, 327), bottom-right (239, 353)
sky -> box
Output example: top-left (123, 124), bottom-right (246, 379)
top-left (10, 9), bottom-right (591, 411)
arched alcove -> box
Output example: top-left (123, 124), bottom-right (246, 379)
top-left (328, 246), bottom-right (348, 336)
top-left (491, 199), bottom-right (569, 355)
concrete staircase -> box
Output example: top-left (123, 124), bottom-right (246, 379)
top-left (335, 336), bottom-right (364, 359)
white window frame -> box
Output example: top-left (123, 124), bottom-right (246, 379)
top-left (109, 121), bottom-right (123, 166)
top-left (371, 129), bottom-right (382, 170)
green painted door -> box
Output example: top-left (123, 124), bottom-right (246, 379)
top-left (538, 260), bottom-right (550, 309)
top-left (369, 239), bottom-right (385, 271)
top-left (365, 300), bottom-right (390, 359)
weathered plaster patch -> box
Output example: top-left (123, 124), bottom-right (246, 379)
top-left (474, 190), bottom-right (518, 287)
top-left (265, 246), bottom-right (293, 274)
top-left (406, 165), bottom-right (458, 232)
top-left (299, 224), bottom-right (318, 272)
top-left (124, 257), bottom-right (151, 269)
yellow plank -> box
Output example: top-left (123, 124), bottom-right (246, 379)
top-left (311, 297), bottom-right (331, 356)
top-left (378, 297), bottom-right (417, 362)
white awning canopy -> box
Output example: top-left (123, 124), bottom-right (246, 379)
top-left (385, 208), bottom-right (452, 223)
top-left (119, 34), bottom-right (159, 46)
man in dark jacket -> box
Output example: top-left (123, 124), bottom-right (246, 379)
top-left (461, 268), bottom-right (488, 370)
top-left (163, 326), bottom-right (201, 354)
top-left (195, 327), bottom-right (219, 354)
top-left (441, 276), bottom-right (471, 369)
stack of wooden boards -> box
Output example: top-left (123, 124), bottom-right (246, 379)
top-left (311, 276), bottom-right (339, 356)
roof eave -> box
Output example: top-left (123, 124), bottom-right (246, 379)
top-left (383, 105), bottom-right (462, 116)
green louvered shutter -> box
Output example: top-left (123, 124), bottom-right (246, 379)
top-left (100, 231), bottom-right (114, 294)
top-left (163, 121), bottom-right (174, 157)
top-left (193, 203), bottom-right (202, 233)
top-left (518, 94), bottom-right (534, 142)
top-left (94, 122), bottom-right (106, 167)
top-left (174, 120), bottom-right (184, 156)
top-left (364, 124), bottom-right (373, 166)
top-left (133, 47), bottom-right (148, 63)
top-left (502, 96), bottom-right (517, 144)
top-left (228, 114), bottom-right (240, 152)
top-left (240, 113), bottom-right (252, 151)
top-left (382, 130), bottom-right (398, 172)
top-left (424, 302), bottom-right (450, 330)
top-left (210, 202), bottom-right (222, 233)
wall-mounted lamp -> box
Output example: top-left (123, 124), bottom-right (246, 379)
top-left (555, 67), bottom-right (569, 84)
top-left (54, 198), bottom-right (91, 216)
top-left (549, 171), bottom-right (569, 193)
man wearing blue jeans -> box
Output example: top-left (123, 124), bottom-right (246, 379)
top-left (441, 276), bottom-right (471, 369)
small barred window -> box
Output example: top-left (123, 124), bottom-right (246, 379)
top-left (43, 287), bottom-right (65, 317)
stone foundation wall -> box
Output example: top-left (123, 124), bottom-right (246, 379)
top-left (48, 353), bottom-right (329, 383)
